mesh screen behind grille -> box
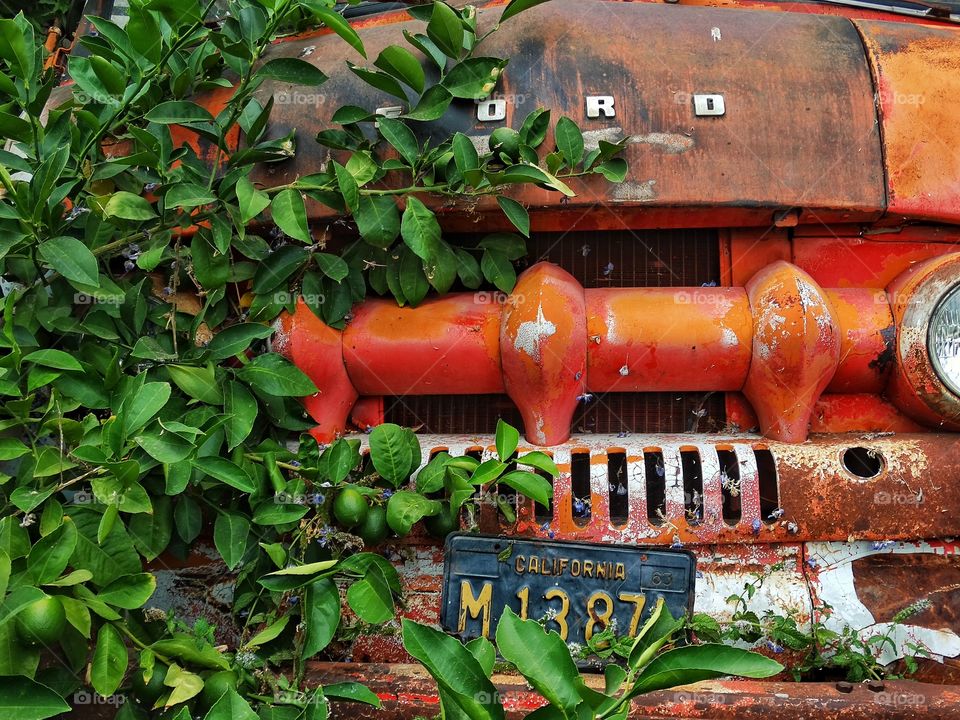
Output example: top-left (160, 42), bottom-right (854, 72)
top-left (383, 229), bottom-right (724, 435)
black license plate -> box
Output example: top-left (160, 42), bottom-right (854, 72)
top-left (440, 535), bottom-right (696, 646)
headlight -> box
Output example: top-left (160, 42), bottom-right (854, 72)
top-left (929, 284), bottom-right (960, 397)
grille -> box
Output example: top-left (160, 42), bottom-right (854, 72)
top-left (383, 229), bottom-right (724, 435)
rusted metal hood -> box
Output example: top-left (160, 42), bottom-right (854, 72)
top-left (253, 0), bottom-right (889, 226)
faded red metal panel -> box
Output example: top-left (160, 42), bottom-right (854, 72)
top-left (250, 0), bottom-right (885, 226)
top-left (855, 19), bottom-right (960, 225)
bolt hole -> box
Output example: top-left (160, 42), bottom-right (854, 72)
top-left (842, 447), bottom-right (884, 479)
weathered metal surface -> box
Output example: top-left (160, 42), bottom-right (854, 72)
top-left (886, 253), bottom-right (960, 428)
top-left (348, 433), bottom-right (960, 545)
top-left (278, 260), bottom-right (929, 445)
top-left (250, 0), bottom-right (885, 227)
top-left (856, 19), bottom-right (960, 225)
top-left (306, 662), bottom-right (960, 719)
top-left (742, 262), bottom-right (841, 442)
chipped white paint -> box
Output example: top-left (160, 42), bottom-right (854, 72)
top-left (582, 127), bottom-right (627, 152)
top-left (613, 179), bottom-right (658, 202)
top-left (619, 364), bottom-right (630, 376)
top-left (810, 541), bottom-right (960, 663)
top-left (628, 132), bottom-right (695, 154)
top-left (720, 327), bottom-right (739, 348)
top-left (468, 135), bottom-right (491, 155)
top-left (711, 26), bottom-right (722, 42)
top-left (514, 303), bottom-right (556, 361)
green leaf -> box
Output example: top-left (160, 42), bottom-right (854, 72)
top-left (123, 381), bottom-right (171, 434)
top-left (259, 58), bottom-right (327, 86)
top-left (498, 471), bottom-right (552, 507)
top-left (252, 244), bottom-right (310, 294)
top-left (69, 509), bottom-right (141, 585)
top-left (627, 644), bottom-right (784, 698)
top-left (167, 364), bottom-right (223, 404)
top-left (214, 511), bottom-right (249, 571)
top-left (402, 619), bottom-right (505, 720)
top-left (324, 438), bottom-right (359, 483)
top-left (103, 191), bottom-right (157, 221)
top-left (519, 108), bottom-right (550, 148)
top-left (499, 0), bottom-right (551, 24)
top-left (466, 636), bottom-right (496, 677)
top-left (134, 430), bottom-right (193, 464)
top-left (386, 491), bottom-right (440, 535)
top-left (426, 1), bottom-right (464, 58)
top-left (596, 158), bottom-right (628, 183)
top-left (271, 189), bottom-right (312, 243)
top-left (145, 100), bottom-right (214, 124)
top-left (246, 614), bottom-right (290, 648)
top-left (304, 1), bottom-right (366, 58)
top-left (516, 451), bottom-right (559, 477)
top-left (204, 687), bottom-right (258, 720)
top-left (224, 381), bottom-right (257, 450)
top-left (368, 423), bottom-right (414, 487)
top-left (38, 236), bottom-right (100, 286)
top-left (348, 64), bottom-right (407, 101)
top-left (496, 197), bottom-right (529, 237)
top-left (151, 634), bottom-right (229, 670)
top-left (378, 117), bottom-right (419, 167)
top-left (303, 578), bottom-right (340, 658)
top-left (481, 249), bottom-right (516, 293)
top-left (323, 682), bottom-right (382, 708)
top-left (207, 324), bottom-right (273, 361)
top-left (28, 517), bottom-right (77, 585)
top-left (354, 195), bottom-right (400, 248)
top-left (442, 58), bottom-right (506, 99)
top-left (129, 495), bottom-right (173, 560)
top-left (455, 248), bottom-right (482, 289)
top-left (400, 196), bottom-right (440, 261)
top-left (555, 117), bottom-right (584, 166)
top-left (405, 85), bottom-right (452, 121)
top-left (98, 573), bottom-right (157, 609)
top-left (164, 662), bottom-right (205, 706)
top-left (264, 560), bottom-right (337, 577)
top-left (495, 419), bottom-right (519, 459)
top-left (193, 457), bottom-right (256, 492)
top-left (0, 438), bottom-right (29, 461)
top-left (399, 247), bottom-right (429, 306)
top-left (174, 496), bottom-right (203, 544)
top-left (495, 607), bottom-right (585, 716)
top-left (627, 597), bottom-right (684, 670)
top-left (374, 45), bottom-right (425, 93)
top-left (346, 564), bottom-right (394, 623)
top-left (0, 677), bottom-right (70, 720)
top-left (452, 132), bottom-right (480, 173)
top-left (22, 349), bottom-right (83, 371)
top-left (236, 176), bottom-right (270, 223)
top-left (237, 353), bottom-right (318, 396)
top-left (415, 451), bottom-right (451, 494)
top-left (91, 622), bottom-right (127, 696)
top-left (166, 183), bottom-right (216, 209)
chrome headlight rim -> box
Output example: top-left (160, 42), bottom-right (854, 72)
top-left (927, 282), bottom-right (960, 400)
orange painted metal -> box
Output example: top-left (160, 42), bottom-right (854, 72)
top-left (585, 287), bottom-right (753, 391)
top-left (275, 299), bottom-right (357, 442)
top-left (342, 294), bottom-right (503, 396)
top-left (499, 263), bottom-right (586, 446)
top-left (742, 262), bottom-right (841, 443)
top-left (278, 260), bottom-right (925, 445)
top-left (856, 20), bottom-right (960, 226)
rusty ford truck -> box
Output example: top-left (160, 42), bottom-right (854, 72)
top-left (60, 0), bottom-right (960, 716)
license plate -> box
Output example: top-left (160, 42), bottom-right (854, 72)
top-left (440, 535), bottom-right (696, 646)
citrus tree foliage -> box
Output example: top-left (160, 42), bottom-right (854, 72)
top-left (0, 0), bottom-right (780, 716)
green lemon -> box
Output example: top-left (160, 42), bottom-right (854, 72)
top-left (424, 503), bottom-right (459, 539)
top-left (356, 504), bottom-right (389, 546)
top-left (489, 127), bottom-right (520, 161)
top-left (131, 664), bottom-right (168, 705)
top-left (15, 596), bottom-right (66, 647)
top-left (199, 670), bottom-right (239, 709)
top-left (333, 487), bottom-right (368, 529)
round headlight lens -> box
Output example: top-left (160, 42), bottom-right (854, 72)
top-left (928, 284), bottom-right (960, 397)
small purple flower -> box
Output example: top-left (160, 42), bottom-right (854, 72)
top-left (576, 393), bottom-right (594, 403)
top-left (602, 262), bottom-right (614, 276)
top-left (290, 460), bottom-right (301, 467)
top-left (767, 508), bottom-right (784, 520)
top-left (806, 558), bottom-right (818, 569)
top-left (382, 489), bottom-right (394, 499)
top-left (766, 641), bottom-right (784, 654)
top-left (310, 493), bottom-right (324, 505)
top-left (364, 426), bottom-right (374, 434)
top-left (872, 540), bottom-right (894, 551)
top-left (617, 430), bottom-right (629, 438)
top-left (144, 182), bottom-right (158, 192)
top-left (540, 522), bottom-right (551, 532)
top-left (701, 280), bottom-right (718, 288)
top-left (671, 536), bottom-right (683, 549)
top-left (288, 596), bottom-right (299, 605)
top-left (548, 530), bottom-right (555, 539)
top-left (573, 498), bottom-right (586, 514)
top-left (162, 286), bottom-right (173, 296)
top-left (751, 518), bottom-right (762, 535)
top-left (124, 260), bottom-right (135, 272)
